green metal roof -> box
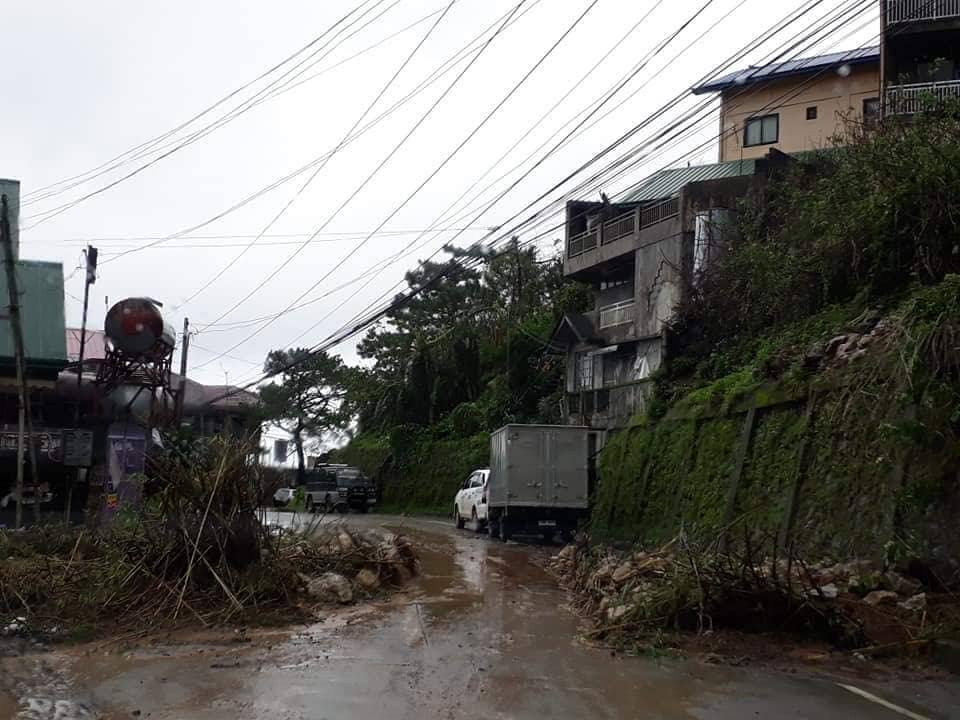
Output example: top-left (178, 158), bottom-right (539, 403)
top-left (619, 159), bottom-right (759, 204)
top-left (0, 260), bottom-right (67, 365)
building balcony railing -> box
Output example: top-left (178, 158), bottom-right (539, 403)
top-left (601, 211), bottom-right (636, 245)
top-left (887, 0), bottom-right (960, 23)
top-left (598, 299), bottom-right (635, 329)
top-left (567, 196), bottom-right (680, 259)
top-left (567, 227), bottom-right (598, 258)
top-left (886, 80), bottom-right (960, 114)
top-left (565, 380), bottom-right (652, 427)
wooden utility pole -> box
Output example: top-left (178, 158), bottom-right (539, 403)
top-left (2, 193), bottom-right (41, 527)
top-left (175, 318), bottom-right (190, 423)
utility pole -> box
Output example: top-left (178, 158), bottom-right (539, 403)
top-left (67, 246), bottom-right (97, 523)
top-left (2, 193), bottom-right (41, 527)
top-left (175, 318), bottom-right (190, 423)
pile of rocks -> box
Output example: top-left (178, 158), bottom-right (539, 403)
top-left (548, 540), bottom-right (938, 645)
top-left (805, 311), bottom-right (894, 370)
top-left (801, 558), bottom-right (928, 613)
top-left (294, 526), bottom-right (418, 605)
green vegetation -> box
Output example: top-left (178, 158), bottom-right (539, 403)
top-left (259, 348), bottom-right (353, 480)
top-left (333, 239), bottom-right (591, 513)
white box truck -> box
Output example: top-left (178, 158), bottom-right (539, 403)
top-left (486, 424), bottom-right (590, 542)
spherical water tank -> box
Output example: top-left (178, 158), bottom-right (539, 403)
top-left (104, 297), bottom-right (176, 357)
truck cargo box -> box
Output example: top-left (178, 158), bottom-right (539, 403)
top-left (488, 424), bottom-right (589, 510)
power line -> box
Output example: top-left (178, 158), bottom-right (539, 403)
top-left (197, 0), bottom-right (811, 350)
top-left (22, 0), bottom-right (401, 227)
top-left (190, 0), bottom-right (535, 345)
top-left (192, 0), bottom-right (886, 391)
top-left (286, 0), bottom-right (878, 362)
top-left (82, 0), bottom-right (546, 264)
top-left (22, 0), bottom-right (382, 204)
top-left (162, 0), bottom-right (460, 309)
top-left (191, 0), bottom-right (603, 369)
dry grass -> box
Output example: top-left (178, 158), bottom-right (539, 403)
top-left (0, 437), bottom-right (417, 640)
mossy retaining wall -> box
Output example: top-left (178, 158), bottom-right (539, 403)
top-left (593, 382), bottom-right (960, 564)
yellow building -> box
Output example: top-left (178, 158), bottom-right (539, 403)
top-left (694, 47), bottom-right (880, 162)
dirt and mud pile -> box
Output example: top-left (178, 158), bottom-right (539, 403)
top-left (548, 537), bottom-right (957, 654)
top-left (0, 522), bottom-right (418, 641)
top-left (1, 438), bottom-right (418, 641)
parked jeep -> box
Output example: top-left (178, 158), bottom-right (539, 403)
top-left (303, 464), bottom-right (377, 513)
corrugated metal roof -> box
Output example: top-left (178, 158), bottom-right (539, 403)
top-left (620, 159), bottom-right (758, 203)
top-left (0, 260), bottom-right (67, 364)
top-left (693, 46), bottom-right (879, 95)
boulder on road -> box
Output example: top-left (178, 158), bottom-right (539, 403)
top-left (612, 562), bottom-right (636, 584)
top-left (355, 568), bottom-right (381, 591)
top-left (863, 590), bottom-right (899, 607)
top-left (898, 593), bottom-right (927, 613)
top-left (337, 531), bottom-right (356, 553)
top-left (306, 573), bottom-right (353, 604)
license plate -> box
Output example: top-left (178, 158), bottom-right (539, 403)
top-left (367, 498), bottom-right (376, 504)
top-left (538, 520), bottom-right (557, 527)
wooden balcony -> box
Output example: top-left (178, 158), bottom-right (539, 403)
top-left (886, 80), bottom-right (960, 114)
top-left (886, 0), bottom-right (960, 23)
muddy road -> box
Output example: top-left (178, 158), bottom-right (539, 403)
top-left (3, 514), bottom-right (958, 719)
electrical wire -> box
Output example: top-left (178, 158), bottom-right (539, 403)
top-left (22, 0), bottom-right (401, 227)
top-left (278, 0), bottom-right (881, 367)
top-left (158, 0), bottom-right (460, 309)
top-left (21, 0), bottom-right (381, 204)
top-left (87, 0), bottom-right (546, 265)
top-left (180, 0), bottom-right (893, 393)
top-left (190, 0), bottom-right (604, 368)
top-left (189, 0), bottom-right (536, 344)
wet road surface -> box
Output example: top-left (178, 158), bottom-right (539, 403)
top-left (3, 513), bottom-right (959, 719)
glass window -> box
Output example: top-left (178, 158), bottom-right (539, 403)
top-left (575, 352), bottom-right (594, 391)
top-left (863, 97), bottom-right (880, 130)
top-left (806, 106), bottom-right (818, 120)
top-left (744, 114), bottom-right (779, 146)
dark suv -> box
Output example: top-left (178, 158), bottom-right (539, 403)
top-left (304, 464), bottom-right (377, 513)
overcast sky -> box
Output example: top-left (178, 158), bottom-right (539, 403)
top-left (3, 0), bottom-right (877, 389)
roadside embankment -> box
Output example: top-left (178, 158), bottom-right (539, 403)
top-left (0, 438), bottom-right (419, 643)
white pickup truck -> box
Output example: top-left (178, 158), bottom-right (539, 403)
top-left (453, 468), bottom-right (489, 532)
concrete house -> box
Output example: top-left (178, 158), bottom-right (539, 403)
top-left (693, 47), bottom-right (880, 162)
top-left (549, 47), bottom-right (886, 439)
top-left (550, 158), bottom-right (778, 437)
top-left (882, 0), bottom-right (960, 114)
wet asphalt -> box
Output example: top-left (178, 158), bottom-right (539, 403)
top-left (2, 512), bottom-right (959, 719)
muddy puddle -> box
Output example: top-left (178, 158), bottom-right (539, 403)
top-left (2, 514), bottom-right (957, 719)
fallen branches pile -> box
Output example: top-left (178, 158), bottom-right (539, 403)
top-left (548, 535), bottom-right (956, 653)
top-left (0, 437), bottom-right (418, 639)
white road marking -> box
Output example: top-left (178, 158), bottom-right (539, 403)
top-left (836, 683), bottom-right (931, 720)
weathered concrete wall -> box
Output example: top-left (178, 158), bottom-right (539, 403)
top-left (634, 230), bottom-right (689, 339)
